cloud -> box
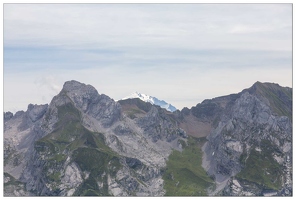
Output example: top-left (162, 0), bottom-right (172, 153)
top-left (229, 25), bottom-right (270, 34)
top-left (4, 4), bottom-right (292, 50)
top-left (35, 75), bottom-right (62, 94)
top-left (3, 4), bottom-right (292, 112)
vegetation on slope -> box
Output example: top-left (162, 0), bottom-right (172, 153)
top-left (249, 82), bottom-right (292, 119)
top-left (118, 98), bottom-right (150, 119)
top-left (4, 172), bottom-right (31, 196)
top-left (236, 139), bottom-right (284, 190)
top-left (34, 102), bottom-right (121, 196)
top-left (163, 137), bottom-right (214, 196)
top-left (72, 148), bottom-right (121, 196)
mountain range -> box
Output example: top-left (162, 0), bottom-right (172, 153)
top-left (3, 80), bottom-right (292, 196)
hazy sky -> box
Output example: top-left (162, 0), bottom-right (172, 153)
top-left (4, 3), bottom-right (292, 113)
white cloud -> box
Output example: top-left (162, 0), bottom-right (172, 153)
top-left (4, 4), bottom-right (292, 51)
top-left (3, 4), bottom-right (292, 112)
top-left (229, 24), bottom-right (269, 34)
top-left (35, 75), bottom-right (62, 94)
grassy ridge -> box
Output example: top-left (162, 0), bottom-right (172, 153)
top-left (163, 137), bottom-right (214, 196)
top-left (254, 82), bottom-right (292, 119)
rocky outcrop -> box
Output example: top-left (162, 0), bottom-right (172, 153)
top-left (61, 80), bottom-right (121, 127)
top-left (4, 103), bottom-right (49, 196)
top-left (136, 106), bottom-right (187, 143)
top-left (27, 104), bottom-right (48, 122)
top-left (176, 93), bottom-right (239, 138)
top-left (4, 111), bottom-right (13, 121)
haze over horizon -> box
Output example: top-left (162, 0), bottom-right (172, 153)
top-left (4, 4), bottom-right (292, 113)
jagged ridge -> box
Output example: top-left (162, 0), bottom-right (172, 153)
top-left (3, 80), bottom-right (292, 197)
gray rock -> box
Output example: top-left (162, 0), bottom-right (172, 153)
top-left (27, 104), bottom-right (48, 122)
top-left (202, 90), bottom-right (292, 196)
top-left (125, 157), bottom-right (142, 169)
top-left (13, 111), bottom-right (25, 119)
top-left (61, 80), bottom-right (121, 127)
top-left (114, 125), bottom-right (133, 136)
top-left (4, 111), bottom-right (13, 121)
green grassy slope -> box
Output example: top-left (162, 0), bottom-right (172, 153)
top-left (163, 137), bottom-right (214, 196)
top-left (236, 140), bottom-right (284, 190)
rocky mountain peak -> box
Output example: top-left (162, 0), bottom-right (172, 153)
top-left (57, 80), bottom-right (121, 127)
top-left (244, 81), bottom-right (292, 119)
top-left (62, 80), bottom-right (97, 94)
top-left (247, 81), bottom-right (281, 94)
top-left (61, 80), bottom-right (99, 110)
top-left (201, 82), bottom-right (292, 196)
top-left (4, 111), bottom-right (13, 121)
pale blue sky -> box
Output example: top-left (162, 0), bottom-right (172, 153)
top-left (4, 4), bottom-right (292, 113)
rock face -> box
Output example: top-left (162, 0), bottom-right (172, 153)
top-left (60, 80), bottom-right (121, 127)
top-left (201, 82), bottom-right (292, 196)
top-left (4, 103), bottom-right (48, 196)
top-left (3, 80), bottom-right (292, 196)
top-left (4, 111), bottom-right (13, 121)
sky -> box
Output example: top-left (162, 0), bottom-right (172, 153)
top-left (3, 3), bottom-right (292, 113)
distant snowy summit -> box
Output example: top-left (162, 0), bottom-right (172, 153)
top-left (121, 92), bottom-right (177, 112)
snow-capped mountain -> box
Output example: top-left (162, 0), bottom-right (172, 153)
top-left (120, 92), bottom-right (177, 112)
